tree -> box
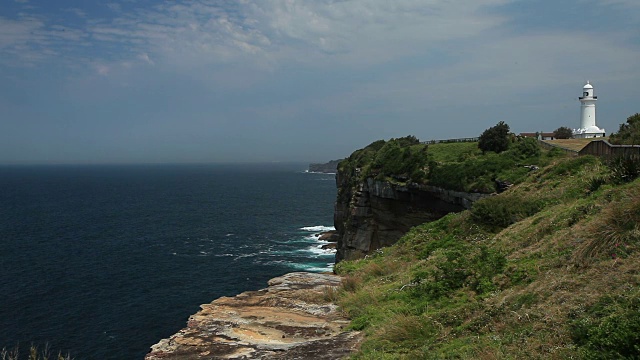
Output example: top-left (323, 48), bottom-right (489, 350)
top-left (478, 121), bottom-right (510, 154)
top-left (609, 113), bottom-right (640, 145)
top-left (553, 126), bottom-right (573, 139)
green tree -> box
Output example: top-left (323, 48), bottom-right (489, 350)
top-left (553, 126), bottom-right (573, 139)
top-left (609, 113), bottom-right (640, 145)
top-left (478, 121), bottom-right (510, 154)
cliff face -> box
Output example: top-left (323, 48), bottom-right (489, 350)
top-left (334, 170), bottom-right (488, 262)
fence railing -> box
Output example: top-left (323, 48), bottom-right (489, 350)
top-left (578, 140), bottom-right (640, 158)
top-left (421, 137), bottom-right (479, 145)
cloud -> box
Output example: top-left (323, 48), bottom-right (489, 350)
top-left (106, 3), bottom-right (122, 12)
top-left (137, 52), bottom-right (154, 65)
top-left (1, 1), bottom-right (639, 143)
top-left (66, 8), bottom-right (87, 18)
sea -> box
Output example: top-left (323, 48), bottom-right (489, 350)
top-left (0, 163), bottom-right (337, 359)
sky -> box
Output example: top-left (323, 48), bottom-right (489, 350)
top-left (1, 0), bottom-right (639, 164)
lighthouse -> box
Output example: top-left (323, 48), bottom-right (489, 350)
top-left (573, 81), bottom-right (605, 138)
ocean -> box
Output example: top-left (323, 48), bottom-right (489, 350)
top-left (0, 163), bottom-right (337, 359)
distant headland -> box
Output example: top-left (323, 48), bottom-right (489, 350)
top-left (307, 159), bottom-right (342, 174)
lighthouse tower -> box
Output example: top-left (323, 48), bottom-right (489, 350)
top-left (573, 81), bottom-right (605, 138)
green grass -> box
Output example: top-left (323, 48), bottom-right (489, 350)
top-left (427, 142), bottom-right (481, 163)
top-left (339, 136), bottom-right (566, 195)
top-left (335, 154), bottom-right (640, 359)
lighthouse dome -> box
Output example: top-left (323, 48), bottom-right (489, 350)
top-left (583, 81), bottom-right (593, 89)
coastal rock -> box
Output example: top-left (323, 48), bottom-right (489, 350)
top-left (317, 230), bottom-right (338, 242)
top-left (145, 272), bottom-right (362, 360)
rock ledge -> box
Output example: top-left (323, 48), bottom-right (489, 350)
top-left (145, 272), bottom-right (362, 359)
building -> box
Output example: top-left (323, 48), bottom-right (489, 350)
top-left (573, 81), bottom-right (605, 138)
top-left (519, 132), bottom-right (556, 140)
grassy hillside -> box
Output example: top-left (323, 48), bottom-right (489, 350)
top-left (334, 152), bottom-right (640, 359)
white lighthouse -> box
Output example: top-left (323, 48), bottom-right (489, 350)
top-left (573, 81), bottom-right (605, 138)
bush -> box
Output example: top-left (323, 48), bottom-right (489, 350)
top-left (609, 113), bottom-right (640, 145)
top-left (607, 156), bottom-right (640, 183)
top-left (478, 121), bottom-right (511, 154)
top-left (470, 194), bottom-right (545, 229)
top-left (571, 289), bottom-right (640, 359)
top-left (370, 138), bottom-right (428, 182)
top-left (553, 126), bottom-right (574, 139)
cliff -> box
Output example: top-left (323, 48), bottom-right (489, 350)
top-left (334, 175), bottom-right (488, 262)
top-left (333, 146), bottom-right (640, 358)
top-left (333, 137), bottom-right (491, 262)
top-left (146, 272), bottom-right (362, 359)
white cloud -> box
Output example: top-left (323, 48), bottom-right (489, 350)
top-left (106, 3), bottom-right (122, 12)
top-left (2, 0), bottom-right (639, 99)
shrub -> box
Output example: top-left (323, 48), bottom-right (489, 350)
top-left (574, 187), bottom-right (640, 262)
top-left (470, 194), bottom-right (545, 229)
top-left (467, 246), bottom-right (507, 294)
top-left (607, 156), bottom-right (640, 183)
top-left (510, 137), bottom-right (541, 159)
top-left (553, 126), bottom-right (574, 139)
top-left (571, 289), bottom-right (640, 358)
top-left (609, 113), bottom-right (640, 145)
top-left (478, 121), bottom-right (511, 154)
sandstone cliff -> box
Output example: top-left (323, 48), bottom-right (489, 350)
top-left (334, 166), bottom-right (489, 262)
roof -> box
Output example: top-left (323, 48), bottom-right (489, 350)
top-left (583, 81), bottom-right (593, 89)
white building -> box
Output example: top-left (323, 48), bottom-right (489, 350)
top-left (573, 81), bottom-right (605, 138)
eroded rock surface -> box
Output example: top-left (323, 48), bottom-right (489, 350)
top-left (334, 172), bottom-right (489, 262)
top-left (145, 272), bottom-right (362, 360)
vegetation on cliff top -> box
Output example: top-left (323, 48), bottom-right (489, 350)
top-left (338, 130), bottom-right (561, 195)
top-left (334, 150), bottom-right (640, 359)
top-left (609, 113), bottom-right (640, 145)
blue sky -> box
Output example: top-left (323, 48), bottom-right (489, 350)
top-left (1, 0), bottom-right (639, 164)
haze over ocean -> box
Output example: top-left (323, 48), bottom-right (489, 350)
top-left (0, 163), bottom-right (336, 359)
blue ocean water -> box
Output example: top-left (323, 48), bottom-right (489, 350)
top-left (0, 163), bottom-right (337, 359)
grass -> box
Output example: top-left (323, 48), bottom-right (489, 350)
top-left (334, 153), bottom-right (640, 359)
top-left (1, 345), bottom-right (71, 360)
top-left (340, 136), bottom-right (566, 195)
top-left (543, 138), bottom-right (603, 152)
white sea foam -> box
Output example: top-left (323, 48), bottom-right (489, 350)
top-left (304, 244), bottom-right (336, 256)
top-left (300, 225), bottom-right (335, 232)
top-left (234, 253), bottom-right (258, 261)
top-left (289, 262), bottom-right (335, 272)
top-left (214, 253), bottom-right (235, 257)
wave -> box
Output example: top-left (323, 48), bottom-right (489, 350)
top-left (300, 225), bottom-right (335, 232)
top-left (304, 245), bottom-right (336, 256)
top-left (289, 262), bottom-right (335, 272)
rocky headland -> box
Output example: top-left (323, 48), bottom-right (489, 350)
top-left (307, 160), bottom-right (342, 174)
top-left (145, 272), bottom-right (362, 359)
